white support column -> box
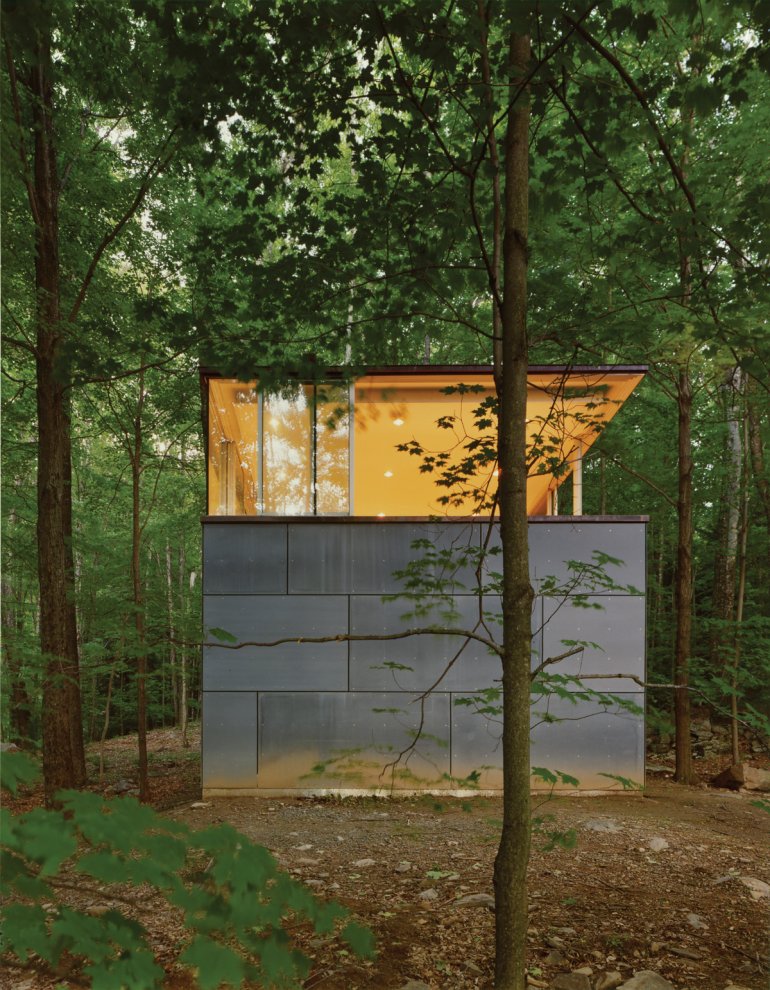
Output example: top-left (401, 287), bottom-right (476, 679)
top-left (573, 442), bottom-right (583, 516)
top-left (550, 484), bottom-right (558, 516)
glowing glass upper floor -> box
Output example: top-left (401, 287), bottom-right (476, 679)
top-left (202, 366), bottom-right (645, 518)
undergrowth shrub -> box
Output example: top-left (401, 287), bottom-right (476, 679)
top-left (1, 753), bottom-right (373, 988)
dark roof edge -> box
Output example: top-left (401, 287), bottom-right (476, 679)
top-left (199, 364), bottom-right (648, 379)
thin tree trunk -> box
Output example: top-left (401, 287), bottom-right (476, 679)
top-left (179, 544), bottom-right (189, 747)
top-left (730, 417), bottom-right (750, 765)
top-left (2, 576), bottom-right (34, 747)
top-left (671, 89), bottom-right (699, 785)
top-left (99, 662), bottom-right (117, 780)
top-left (27, 34), bottom-right (86, 802)
top-left (648, 525), bottom-right (664, 658)
top-left (119, 670), bottom-right (125, 736)
top-left (165, 542), bottom-right (179, 724)
top-left (673, 364), bottom-right (696, 783)
top-left (131, 366), bottom-right (150, 801)
top-left (2, 509), bottom-right (34, 746)
top-left (493, 29), bottom-right (532, 990)
top-left (747, 379), bottom-right (770, 567)
top-left (710, 367), bottom-right (742, 668)
top-left (478, 0), bottom-right (503, 371)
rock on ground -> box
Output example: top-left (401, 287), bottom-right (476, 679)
top-left (595, 973), bottom-right (623, 990)
top-left (618, 972), bottom-right (676, 989)
top-left (583, 818), bottom-right (622, 833)
top-left (453, 892), bottom-right (495, 908)
top-left (551, 973), bottom-right (592, 990)
top-left (711, 762), bottom-right (770, 792)
top-left (739, 876), bottom-right (770, 900)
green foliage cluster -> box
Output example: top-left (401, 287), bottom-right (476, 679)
top-left (2, 0), bottom-right (769, 776)
top-left (1, 754), bottom-right (374, 989)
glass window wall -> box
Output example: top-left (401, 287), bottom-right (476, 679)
top-left (207, 380), bottom-right (258, 516)
top-left (206, 370), bottom-right (644, 517)
top-left (207, 379), bottom-right (351, 517)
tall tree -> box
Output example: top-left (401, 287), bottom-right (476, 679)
top-left (5, 9), bottom-right (86, 795)
top-left (3, 0), bottom-right (247, 798)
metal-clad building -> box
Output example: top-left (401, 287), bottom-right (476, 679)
top-left (200, 367), bottom-right (647, 794)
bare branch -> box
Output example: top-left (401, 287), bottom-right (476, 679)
top-left (3, 40), bottom-right (40, 228)
top-left (595, 449), bottom-right (677, 507)
top-left (530, 646), bottom-right (584, 679)
top-left (66, 127), bottom-right (179, 324)
top-left (565, 16), bottom-right (699, 216)
top-left (74, 352), bottom-right (183, 388)
top-left (575, 673), bottom-right (766, 740)
top-left (171, 626), bottom-right (504, 657)
top-left (548, 82), bottom-right (662, 224)
top-left (0, 333), bottom-right (37, 358)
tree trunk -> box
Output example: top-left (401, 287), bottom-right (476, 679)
top-left (710, 367), bottom-right (742, 668)
top-left (493, 30), bottom-right (533, 990)
top-left (747, 379), bottom-right (770, 567)
top-left (30, 35), bottom-right (86, 802)
top-left (99, 662), bottom-right (117, 780)
top-left (131, 367), bottom-right (150, 801)
top-left (730, 416), bottom-right (750, 765)
top-left (179, 544), bottom-right (189, 747)
top-left (1, 574), bottom-right (34, 748)
top-left (165, 541), bottom-right (179, 725)
top-left (673, 365), bottom-right (696, 783)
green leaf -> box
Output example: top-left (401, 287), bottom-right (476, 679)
top-left (1, 903), bottom-right (58, 964)
top-left (181, 935), bottom-right (247, 990)
top-left (597, 772), bottom-right (642, 790)
top-left (87, 948), bottom-right (164, 990)
top-left (16, 809), bottom-right (77, 876)
top-left (207, 626), bottom-right (238, 643)
top-left (0, 751), bottom-right (40, 793)
top-left (531, 766), bottom-right (558, 785)
top-left (341, 921), bottom-right (376, 959)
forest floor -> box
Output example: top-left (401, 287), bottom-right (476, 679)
top-left (3, 724), bottom-right (769, 990)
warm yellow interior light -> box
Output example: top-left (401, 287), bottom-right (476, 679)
top-left (207, 369), bottom-right (644, 518)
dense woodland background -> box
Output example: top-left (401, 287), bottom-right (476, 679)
top-left (2, 0), bottom-right (769, 774)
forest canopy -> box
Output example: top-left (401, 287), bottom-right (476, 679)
top-left (1, 2), bottom-right (769, 987)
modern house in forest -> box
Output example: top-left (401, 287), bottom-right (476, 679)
top-left (200, 365), bottom-right (647, 794)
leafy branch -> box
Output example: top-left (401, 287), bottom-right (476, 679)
top-left (1, 754), bottom-right (375, 989)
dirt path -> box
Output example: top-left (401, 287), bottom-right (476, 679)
top-left (3, 727), bottom-right (768, 990)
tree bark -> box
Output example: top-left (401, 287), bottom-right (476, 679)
top-left (493, 30), bottom-right (533, 990)
top-left (673, 364), bottom-right (696, 783)
top-left (179, 543), bottom-right (189, 747)
top-left (29, 34), bottom-right (86, 802)
top-left (710, 367), bottom-right (742, 668)
top-left (165, 541), bottom-right (179, 725)
top-left (747, 378), bottom-right (770, 567)
top-left (730, 420), bottom-right (749, 765)
top-left (1, 573), bottom-right (34, 748)
top-left (131, 367), bottom-right (150, 801)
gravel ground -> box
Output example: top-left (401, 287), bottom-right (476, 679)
top-left (3, 727), bottom-right (768, 990)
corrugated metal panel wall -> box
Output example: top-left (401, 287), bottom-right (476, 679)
top-left (202, 519), bottom-right (645, 792)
